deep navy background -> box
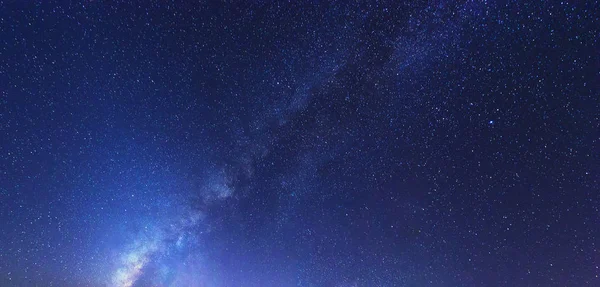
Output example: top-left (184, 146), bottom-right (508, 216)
top-left (0, 1), bottom-right (598, 286)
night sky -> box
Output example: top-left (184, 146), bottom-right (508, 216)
top-left (1, 1), bottom-right (599, 287)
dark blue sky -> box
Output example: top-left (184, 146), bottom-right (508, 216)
top-left (0, 1), bottom-right (598, 286)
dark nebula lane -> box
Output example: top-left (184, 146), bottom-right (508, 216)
top-left (0, 1), bottom-right (598, 287)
